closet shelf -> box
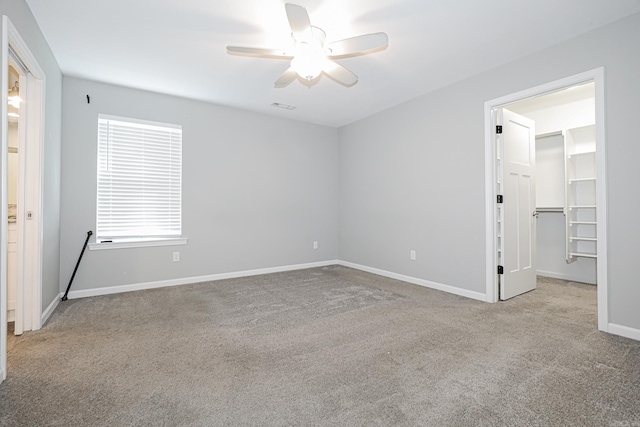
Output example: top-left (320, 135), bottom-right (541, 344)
top-left (564, 124), bottom-right (597, 267)
top-left (568, 178), bottom-right (596, 183)
top-left (570, 237), bottom-right (597, 242)
top-left (567, 150), bottom-right (596, 158)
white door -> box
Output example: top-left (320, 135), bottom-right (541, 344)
top-left (498, 108), bottom-right (537, 300)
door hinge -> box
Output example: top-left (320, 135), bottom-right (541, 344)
top-left (497, 265), bottom-right (504, 275)
top-left (497, 194), bottom-right (503, 203)
top-left (496, 125), bottom-right (503, 134)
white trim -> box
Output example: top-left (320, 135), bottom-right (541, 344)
top-left (89, 237), bottom-right (188, 251)
top-left (536, 270), bottom-right (596, 285)
top-left (64, 258), bottom-right (487, 303)
top-left (29, 73), bottom-right (45, 331)
top-left (1, 15), bottom-right (8, 383)
top-left (484, 69), bottom-right (609, 331)
top-left (41, 293), bottom-right (62, 326)
top-left (98, 113), bottom-right (181, 130)
top-left (338, 260), bottom-right (487, 302)
top-left (593, 73), bottom-right (608, 332)
top-left (484, 99), bottom-right (497, 303)
top-left (607, 324), bottom-right (640, 342)
top-left (66, 260), bottom-right (339, 299)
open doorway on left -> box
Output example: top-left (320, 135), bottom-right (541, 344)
top-left (2, 18), bottom-right (48, 383)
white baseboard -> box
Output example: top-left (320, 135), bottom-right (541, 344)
top-left (41, 293), bottom-right (62, 326)
top-left (66, 260), bottom-right (339, 300)
top-left (337, 260), bottom-right (487, 302)
top-left (537, 270), bottom-right (596, 285)
top-left (607, 323), bottom-right (640, 342)
top-left (64, 259), bottom-right (486, 305)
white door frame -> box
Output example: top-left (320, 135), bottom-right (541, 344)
top-left (1, 15), bottom-right (46, 381)
top-left (484, 68), bottom-right (608, 332)
top-left (12, 60), bottom-right (27, 335)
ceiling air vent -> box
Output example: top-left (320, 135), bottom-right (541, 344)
top-left (271, 102), bottom-right (296, 110)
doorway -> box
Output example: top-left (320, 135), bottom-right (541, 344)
top-left (1, 16), bottom-right (46, 382)
top-left (507, 83), bottom-right (597, 286)
top-left (484, 68), bottom-right (609, 332)
top-left (7, 61), bottom-right (23, 334)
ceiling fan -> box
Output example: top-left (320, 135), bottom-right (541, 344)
top-left (227, 3), bottom-right (388, 88)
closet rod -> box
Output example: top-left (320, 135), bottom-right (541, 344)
top-left (8, 44), bottom-right (30, 75)
top-left (536, 207), bottom-right (564, 213)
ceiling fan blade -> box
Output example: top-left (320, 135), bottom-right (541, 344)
top-left (274, 67), bottom-right (298, 88)
top-left (285, 3), bottom-right (313, 42)
top-left (322, 60), bottom-right (358, 87)
top-left (328, 32), bottom-right (389, 58)
top-left (227, 46), bottom-right (293, 59)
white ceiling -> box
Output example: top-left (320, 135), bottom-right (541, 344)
top-left (25, 0), bottom-right (640, 128)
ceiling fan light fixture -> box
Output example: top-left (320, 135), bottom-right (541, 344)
top-left (291, 50), bottom-right (324, 81)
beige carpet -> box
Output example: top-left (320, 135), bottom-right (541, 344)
top-left (1, 266), bottom-right (639, 426)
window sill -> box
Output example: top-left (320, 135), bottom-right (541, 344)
top-left (89, 237), bottom-right (188, 251)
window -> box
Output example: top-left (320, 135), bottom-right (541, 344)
top-left (96, 114), bottom-right (182, 245)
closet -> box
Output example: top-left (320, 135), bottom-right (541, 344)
top-left (508, 83), bottom-right (596, 284)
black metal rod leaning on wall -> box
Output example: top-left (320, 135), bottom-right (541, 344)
top-left (61, 230), bottom-right (93, 301)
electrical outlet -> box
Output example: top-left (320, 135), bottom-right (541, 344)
top-left (410, 250), bottom-right (416, 260)
top-left (173, 252), bottom-right (180, 262)
top-left (313, 241), bottom-right (318, 249)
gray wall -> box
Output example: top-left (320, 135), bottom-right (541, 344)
top-left (338, 12), bottom-right (640, 330)
top-left (60, 78), bottom-right (339, 291)
top-left (339, 89), bottom-right (486, 293)
top-left (0, 0), bottom-right (63, 313)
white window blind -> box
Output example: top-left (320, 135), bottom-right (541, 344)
top-left (97, 115), bottom-right (182, 242)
